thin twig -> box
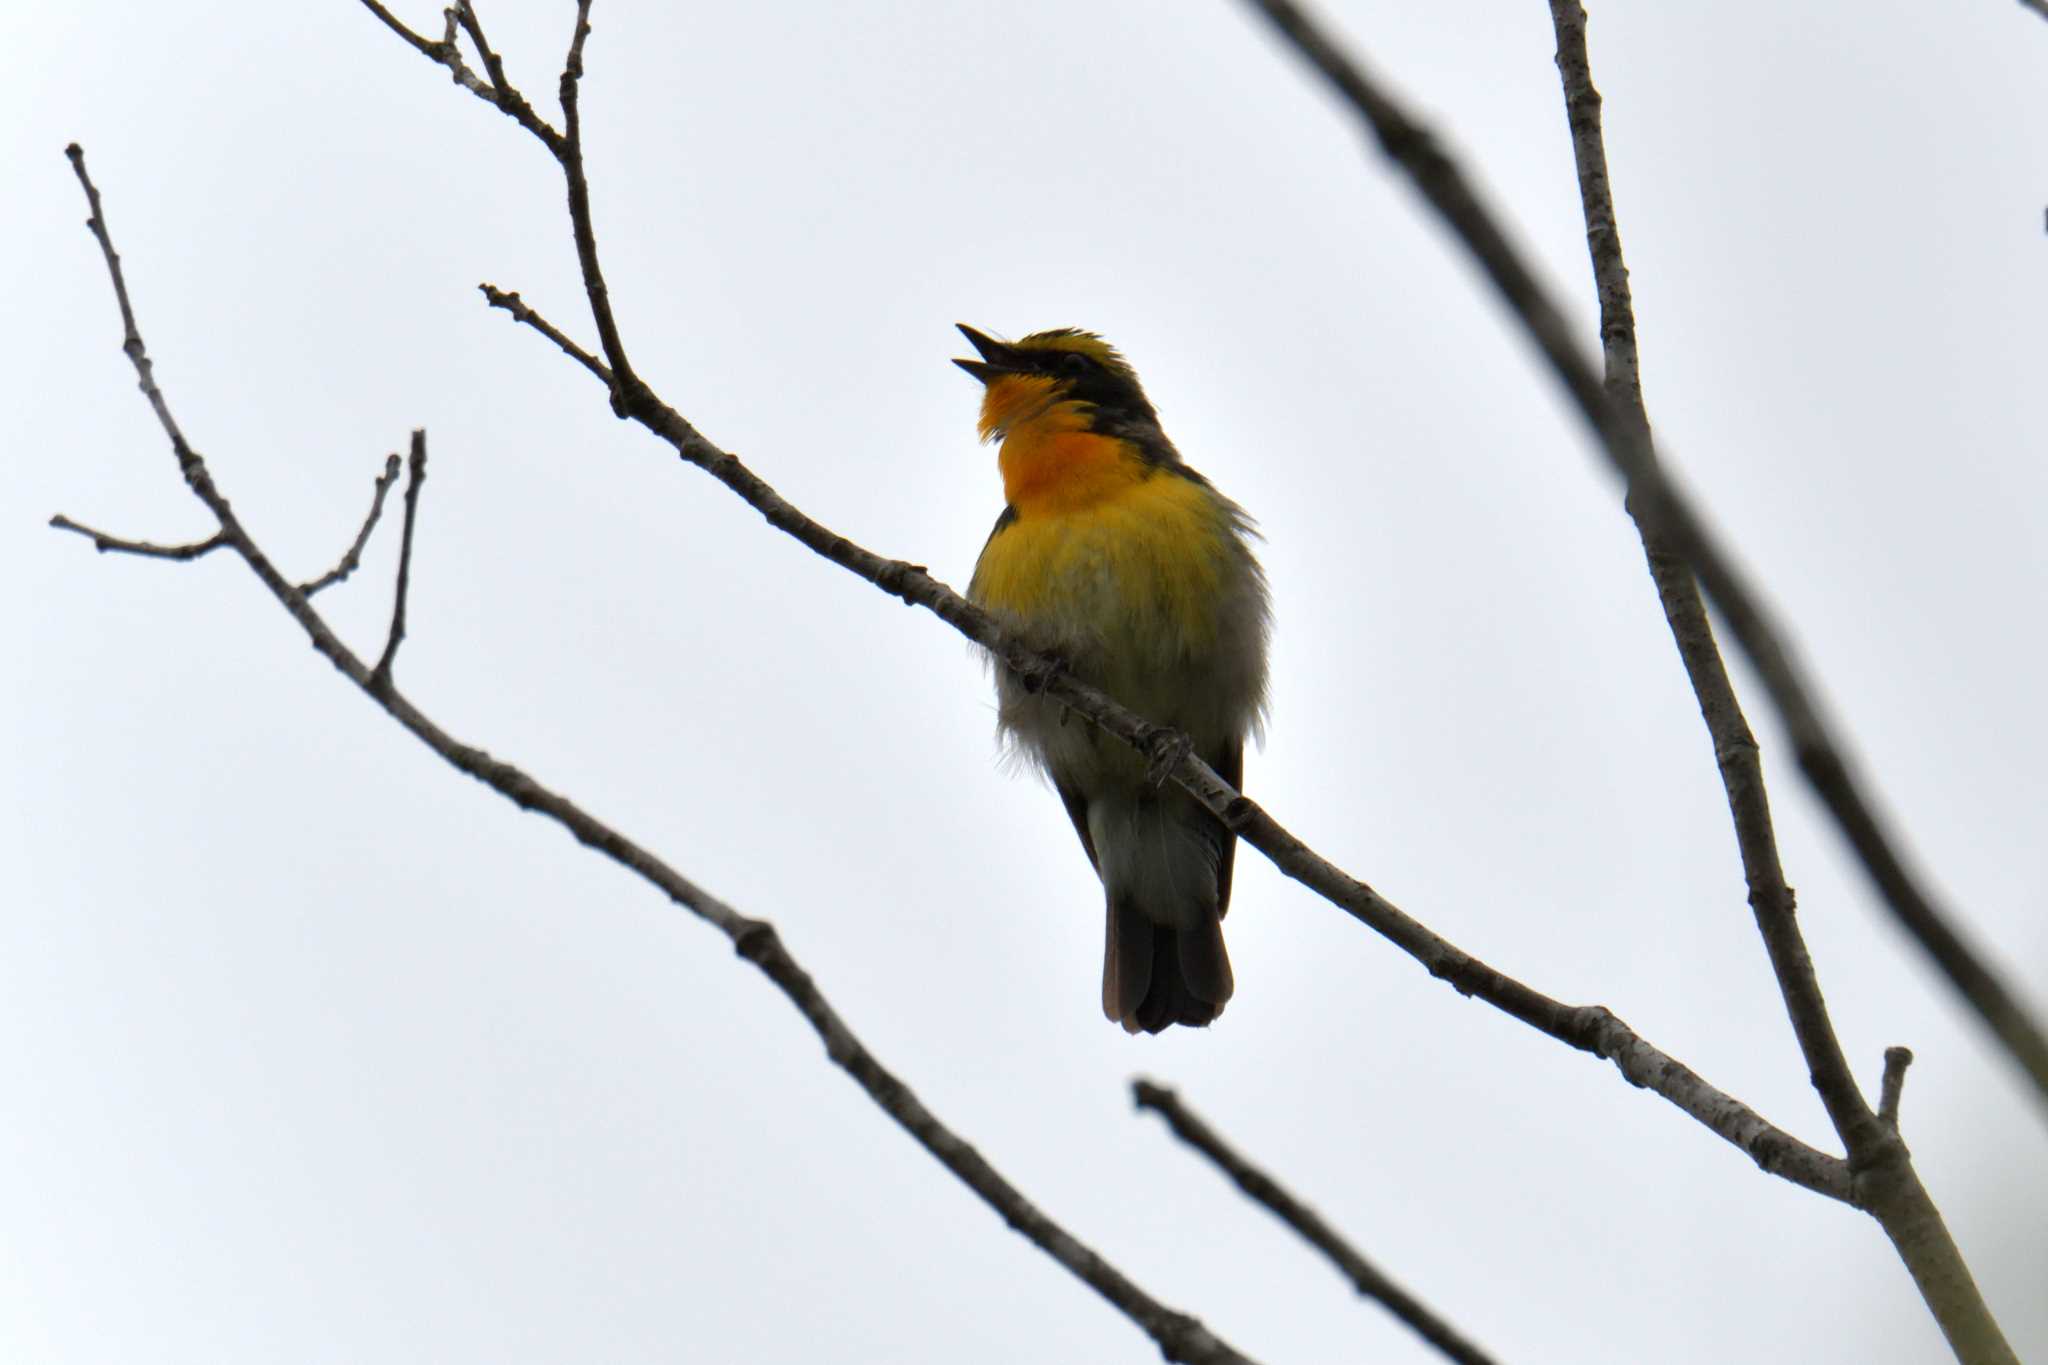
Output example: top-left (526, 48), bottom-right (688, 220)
top-left (357, 0), bottom-right (562, 148)
top-left (56, 142), bottom-right (1256, 1365)
top-left (354, 0), bottom-right (443, 62)
top-left (1542, 0), bottom-right (1873, 1159)
top-left (563, 0), bottom-right (594, 82)
top-left (63, 145), bottom-right (201, 479)
top-left (300, 452), bottom-right (404, 596)
top-left (48, 515), bottom-right (227, 561)
top-left (370, 431), bottom-right (428, 687)
top-left (1134, 1081), bottom-right (1499, 1365)
top-left (1538, 7), bottom-right (2012, 1362)
top-left (1878, 1047), bottom-right (1915, 1131)
top-left (363, 8), bottom-right (1856, 1207)
top-left (453, 0), bottom-right (513, 100)
top-left (553, 0), bottom-right (634, 415)
top-left (480, 284), bottom-right (610, 382)
top-left (1241, 0), bottom-right (2048, 1113)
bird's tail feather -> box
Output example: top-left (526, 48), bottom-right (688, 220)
top-left (1103, 897), bottom-right (1233, 1034)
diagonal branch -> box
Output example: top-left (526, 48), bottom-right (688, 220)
top-left (56, 140), bottom-right (1256, 1365)
top-left (358, 0), bottom-right (563, 148)
top-left (1240, 0), bottom-right (2048, 1115)
top-left (300, 452), bottom-right (403, 596)
top-left (1541, 0), bottom-right (1872, 1161)
top-left (361, 4), bottom-right (1857, 1207)
top-left (64, 145), bottom-right (203, 479)
top-left (1134, 1081), bottom-right (1500, 1365)
top-left (480, 283), bottom-right (610, 382)
top-left (1540, 5), bottom-right (2012, 1361)
top-left (452, 0), bottom-right (513, 101)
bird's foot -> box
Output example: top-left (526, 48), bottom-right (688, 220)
top-left (1016, 649), bottom-right (1070, 697)
top-left (1143, 727), bottom-right (1194, 789)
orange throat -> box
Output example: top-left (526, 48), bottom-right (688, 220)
top-left (981, 381), bottom-right (1144, 518)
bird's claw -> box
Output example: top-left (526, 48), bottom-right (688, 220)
top-left (1018, 650), bottom-right (1070, 697)
top-left (1144, 728), bottom-right (1194, 789)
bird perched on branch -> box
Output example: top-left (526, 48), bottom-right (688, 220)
top-left (956, 324), bottom-right (1270, 1033)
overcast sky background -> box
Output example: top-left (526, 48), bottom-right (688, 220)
top-left (6, 2), bottom-right (2045, 1361)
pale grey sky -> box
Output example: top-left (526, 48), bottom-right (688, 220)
top-left (7, 2), bottom-right (2045, 1362)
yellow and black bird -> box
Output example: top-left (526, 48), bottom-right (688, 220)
top-left (955, 325), bottom-right (1270, 1034)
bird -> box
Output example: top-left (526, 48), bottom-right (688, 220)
top-left (955, 324), bottom-right (1270, 1034)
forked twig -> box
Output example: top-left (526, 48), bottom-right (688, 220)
top-left (1241, 0), bottom-right (2048, 1114)
top-left (1536, 4), bottom-right (2011, 1360)
top-left (361, 0), bottom-right (1856, 1210)
top-left (56, 137), bottom-right (1256, 1365)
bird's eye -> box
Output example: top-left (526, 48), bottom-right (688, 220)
top-left (1058, 352), bottom-right (1092, 376)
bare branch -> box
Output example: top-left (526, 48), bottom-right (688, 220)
top-left (554, 1), bottom-right (636, 413)
top-left (300, 452), bottom-right (404, 596)
top-left (353, 0), bottom-right (442, 61)
top-left (55, 143), bottom-right (1257, 1365)
top-left (1538, 6), bottom-right (2013, 1361)
top-left (369, 0), bottom-right (639, 411)
top-left (48, 515), bottom-right (227, 561)
top-left (452, 0), bottom-right (512, 100)
top-left (481, 288), bottom-right (1854, 1205)
top-left (480, 284), bottom-right (611, 384)
top-left (370, 431), bottom-right (428, 687)
top-left (563, 0), bottom-right (594, 85)
top-left (2016, 0), bottom-right (2048, 22)
top-left (1239, 0), bottom-right (2048, 1112)
top-left (1878, 1047), bottom-right (1915, 1131)
top-left (355, 0), bottom-right (562, 148)
top-left (1542, 0), bottom-right (1873, 1156)
top-left (64, 144), bottom-right (202, 481)
top-left (1228, 798), bottom-right (1857, 1200)
top-left (365, 13), bottom-right (1855, 1206)
top-left (1134, 1081), bottom-right (1499, 1365)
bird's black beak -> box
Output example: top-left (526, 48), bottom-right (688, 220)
top-left (953, 323), bottom-right (1022, 383)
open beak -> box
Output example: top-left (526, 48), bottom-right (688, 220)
top-left (953, 323), bottom-right (1023, 383)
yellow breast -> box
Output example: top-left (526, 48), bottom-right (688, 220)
top-left (972, 459), bottom-right (1234, 658)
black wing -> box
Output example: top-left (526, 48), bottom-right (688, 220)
top-left (1054, 775), bottom-right (1100, 873)
top-left (981, 504), bottom-right (1018, 549)
top-left (1214, 741), bottom-right (1243, 918)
